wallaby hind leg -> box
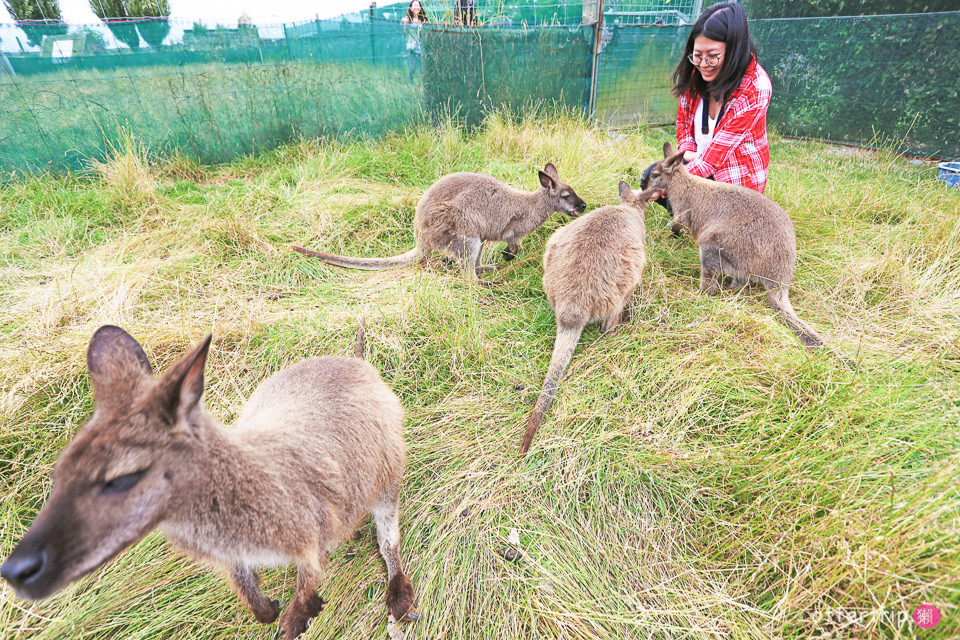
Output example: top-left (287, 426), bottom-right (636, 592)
top-left (501, 240), bottom-right (519, 263)
top-left (372, 499), bottom-right (417, 623)
top-left (601, 306), bottom-right (625, 333)
top-left (670, 211), bottom-right (690, 237)
top-left (230, 564), bottom-right (280, 624)
top-left (698, 243), bottom-right (723, 296)
top-left (722, 275), bottom-right (747, 290)
top-left (279, 556), bottom-right (325, 640)
top-left (459, 237), bottom-right (483, 279)
top-left (699, 269), bottom-right (721, 296)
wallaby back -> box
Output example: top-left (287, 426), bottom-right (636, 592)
top-left (521, 182), bottom-right (648, 454)
top-left (294, 164), bottom-right (586, 279)
top-left (1, 326), bottom-right (416, 639)
top-left (643, 143), bottom-right (826, 350)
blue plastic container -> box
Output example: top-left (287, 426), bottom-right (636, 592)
top-left (938, 161), bottom-right (960, 187)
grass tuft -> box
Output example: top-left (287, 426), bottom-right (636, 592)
top-left (1, 115), bottom-right (958, 639)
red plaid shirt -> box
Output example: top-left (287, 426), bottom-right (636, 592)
top-left (676, 58), bottom-right (772, 193)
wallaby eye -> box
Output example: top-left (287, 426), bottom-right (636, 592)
top-left (561, 192), bottom-right (571, 199)
top-left (101, 471), bottom-right (144, 495)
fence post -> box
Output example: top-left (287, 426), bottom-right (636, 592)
top-left (369, 2), bottom-right (376, 61)
top-left (0, 51), bottom-right (16, 77)
top-left (585, 0), bottom-right (605, 117)
top-left (691, 0), bottom-right (703, 23)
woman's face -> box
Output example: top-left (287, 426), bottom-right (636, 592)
top-left (692, 34), bottom-right (726, 83)
top-left (410, 1), bottom-right (422, 13)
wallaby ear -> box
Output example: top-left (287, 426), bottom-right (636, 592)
top-left (543, 162), bottom-right (560, 180)
top-left (87, 325), bottom-right (153, 405)
top-left (157, 334), bottom-right (212, 436)
top-left (618, 180), bottom-right (633, 200)
top-left (538, 170), bottom-right (558, 190)
top-left (664, 151), bottom-right (686, 172)
top-left (663, 142), bottom-right (676, 158)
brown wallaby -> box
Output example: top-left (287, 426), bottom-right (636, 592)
top-left (643, 142), bottom-right (825, 349)
top-left (520, 181), bottom-right (648, 455)
top-left (1, 325), bottom-right (417, 639)
top-left (292, 163), bottom-right (587, 279)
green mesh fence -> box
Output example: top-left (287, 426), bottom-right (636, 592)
top-left (420, 24), bottom-right (593, 127)
top-left (0, 16), bottom-right (419, 171)
top-left (602, 0), bottom-right (702, 26)
top-left (374, 0), bottom-right (700, 26)
top-left (0, 6), bottom-right (957, 174)
top-left (406, 0), bottom-right (587, 26)
top-left (592, 10), bottom-right (960, 159)
top-left (750, 12), bottom-right (959, 159)
top-left (592, 24), bottom-right (685, 127)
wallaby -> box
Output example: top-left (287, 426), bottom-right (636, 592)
top-left (520, 181), bottom-right (648, 455)
top-left (1, 325), bottom-right (417, 640)
top-left (292, 163), bottom-right (587, 279)
top-left (644, 142), bottom-right (825, 349)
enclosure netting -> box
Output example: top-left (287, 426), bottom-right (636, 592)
top-left (0, 16), bottom-right (422, 171)
top-left (751, 12), bottom-right (959, 159)
top-left (0, 11), bottom-right (598, 172)
top-left (0, 4), bottom-right (956, 173)
top-left (594, 11), bottom-right (959, 160)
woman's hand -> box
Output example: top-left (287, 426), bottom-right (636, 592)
top-left (683, 150), bottom-right (698, 162)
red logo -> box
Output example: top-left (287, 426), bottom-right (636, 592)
top-left (913, 605), bottom-right (940, 629)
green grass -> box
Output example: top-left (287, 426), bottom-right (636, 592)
top-left (0, 113), bottom-right (958, 639)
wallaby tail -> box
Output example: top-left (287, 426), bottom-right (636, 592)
top-left (354, 317), bottom-right (366, 359)
top-left (292, 245), bottom-right (421, 271)
top-left (766, 287), bottom-right (824, 349)
top-left (520, 324), bottom-right (584, 455)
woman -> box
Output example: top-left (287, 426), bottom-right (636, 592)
top-left (645, 1), bottom-right (772, 200)
top-left (401, 1), bottom-right (428, 80)
top-left (401, 0), bottom-right (427, 24)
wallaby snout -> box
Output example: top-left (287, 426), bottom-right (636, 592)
top-left (1, 547), bottom-right (47, 598)
top-left (2, 325), bottom-right (418, 639)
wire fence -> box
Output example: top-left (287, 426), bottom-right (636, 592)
top-left (0, 16), bottom-right (421, 170)
top-left (592, 23), bottom-right (684, 127)
top-left (0, 5), bottom-right (957, 173)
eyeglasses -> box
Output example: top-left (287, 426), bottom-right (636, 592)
top-left (687, 53), bottom-right (723, 68)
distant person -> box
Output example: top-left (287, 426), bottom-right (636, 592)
top-left (454, 0), bottom-right (477, 26)
top-left (643, 1), bottom-right (772, 209)
top-left (401, 0), bottom-right (428, 80)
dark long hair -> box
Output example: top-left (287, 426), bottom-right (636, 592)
top-left (406, 1), bottom-right (428, 22)
top-left (672, 1), bottom-right (757, 102)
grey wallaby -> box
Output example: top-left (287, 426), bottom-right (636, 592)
top-left (520, 181), bottom-right (648, 455)
top-left (292, 163), bottom-right (587, 279)
top-left (1, 325), bottom-right (417, 640)
top-left (644, 142), bottom-right (825, 349)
